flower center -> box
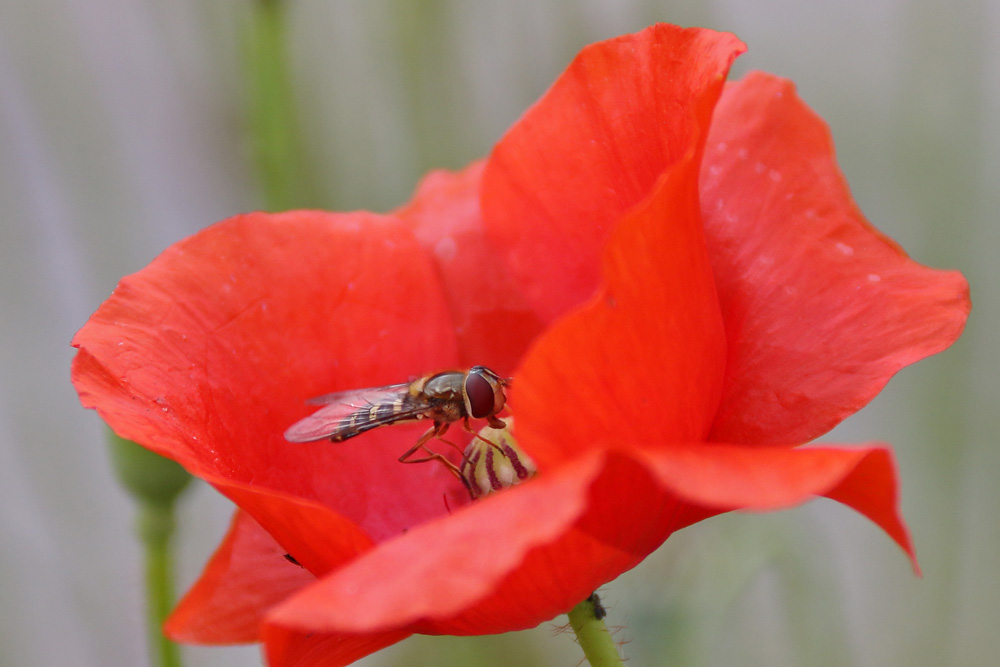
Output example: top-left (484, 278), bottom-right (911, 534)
top-left (460, 418), bottom-right (536, 499)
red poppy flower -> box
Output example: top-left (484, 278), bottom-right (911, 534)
top-left (71, 23), bottom-right (969, 667)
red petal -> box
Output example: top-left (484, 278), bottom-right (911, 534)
top-left (633, 442), bottom-right (917, 571)
top-left (394, 162), bottom-right (544, 376)
top-left (260, 442), bottom-right (915, 661)
top-left (701, 72), bottom-right (971, 444)
top-left (263, 454), bottom-right (606, 642)
top-left (246, 395), bottom-right (916, 660)
top-left (821, 445), bottom-right (919, 574)
top-left (261, 452), bottom-right (710, 659)
top-left (71, 211), bottom-right (466, 541)
top-left (512, 154), bottom-right (727, 469)
top-left (482, 24), bottom-right (745, 320)
top-left (262, 625), bottom-right (412, 667)
top-left (166, 510), bottom-right (316, 644)
top-left (209, 477), bottom-right (375, 575)
top-left (415, 453), bottom-right (684, 636)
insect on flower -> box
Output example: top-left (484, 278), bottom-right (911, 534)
top-left (284, 366), bottom-right (509, 479)
top-left (587, 592), bottom-right (606, 621)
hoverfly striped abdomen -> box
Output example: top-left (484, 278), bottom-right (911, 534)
top-left (328, 393), bottom-right (422, 442)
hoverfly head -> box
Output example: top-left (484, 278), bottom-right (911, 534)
top-left (464, 366), bottom-right (507, 419)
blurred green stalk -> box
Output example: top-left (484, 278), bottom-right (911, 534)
top-left (109, 433), bottom-right (191, 667)
top-left (242, 0), bottom-right (314, 211)
top-left (139, 499), bottom-right (183, 667)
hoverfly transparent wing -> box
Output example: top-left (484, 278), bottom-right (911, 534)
top-left (284, 382), bottom-right (429, 443)
top-left (301, 382), bottom-right (410, 407)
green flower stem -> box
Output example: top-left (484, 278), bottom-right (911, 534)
top-left (139, 500), bottom-right (182, 667)
top-left (108, 433), bottom-right (191, 667)
top-left (568, 594), bottom-right (624, 667)
top-left (241, 0), bottom-right (314, 211)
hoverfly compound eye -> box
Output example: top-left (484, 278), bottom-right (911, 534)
top-left (465, 366), bottom-right (505, 419)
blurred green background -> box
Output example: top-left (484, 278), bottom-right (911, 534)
top-left (1, 1), bottom-right (995, 665)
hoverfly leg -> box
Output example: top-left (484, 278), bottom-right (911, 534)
top-left (431, 422), bottom-right (472, 460)
top-left (465, 416), bottom-right (505, 451)
top-left (399, 423), bottom-right (464, 480)
top-left (438, 436), bottom-right (470, 460)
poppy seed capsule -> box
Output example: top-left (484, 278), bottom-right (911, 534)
top-left (461, 418), bottom-right (536, 499)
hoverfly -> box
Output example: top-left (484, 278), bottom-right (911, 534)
top-left (284, 366), bottom-right (509, 480)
